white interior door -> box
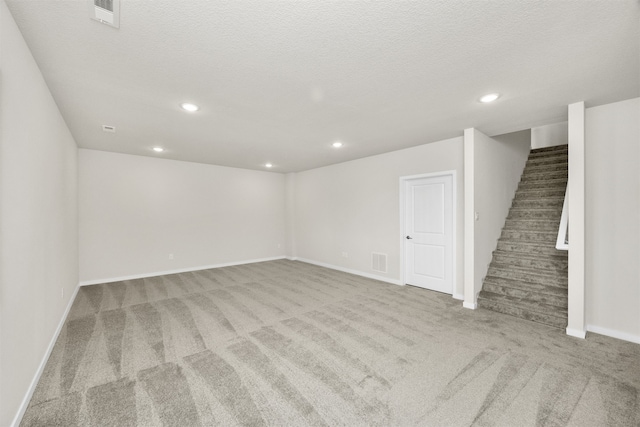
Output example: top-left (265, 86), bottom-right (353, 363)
top-left (404, 175), bottom-right (453, 294)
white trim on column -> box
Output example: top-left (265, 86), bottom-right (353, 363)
top-left (567, 101), bottom-right (586, 338)
top-left (463, 128), bottom-right (476, 309)
top-left (566, 327), bottom-right (587, 339)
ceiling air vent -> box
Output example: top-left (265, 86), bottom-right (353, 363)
top-left (89, 0), bottom-right (120, 28)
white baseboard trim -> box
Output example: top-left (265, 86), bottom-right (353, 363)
top-left (565, 327), bottom-right (587, 339)
top-left (79, 256), bottom-right (287, 286)
top-left (586, 324), bottom-right (640, 344)
top-left (453, 293), bottom-right (464, 301)
top-left (294, 257), bottom-right (402, 286)
top-left (463, 301), bottom-right (477, 310)
top-left (286, 256), bottom-right (298, 261)
top-left (11, 284), bottom-right (80, 427)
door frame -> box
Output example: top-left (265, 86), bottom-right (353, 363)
top-left (399, 171), bottom-right (457, 296)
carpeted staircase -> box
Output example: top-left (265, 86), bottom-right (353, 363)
top-left (478, 144), bottom-right (568, 328)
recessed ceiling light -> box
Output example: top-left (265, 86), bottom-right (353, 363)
top-left (265, 163), bottom-right (273, 168)
top-left (152, 147), bottom-right (164, 153)
top-left (332, 141), bottom-right (343, 148)
top-left (479, 93), bottom-right (500, 103)
top-left (180, 102), bottom-right (199, 112)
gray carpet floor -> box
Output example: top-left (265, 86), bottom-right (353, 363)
top-left (21, 260), bottom-right (640, 426)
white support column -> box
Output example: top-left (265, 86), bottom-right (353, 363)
top-left (285, 172), bottom-right (297, 260)
top-left (463, 128), bottom-right (477, 309)
top-left (567, 102), bottom-right (586, 338)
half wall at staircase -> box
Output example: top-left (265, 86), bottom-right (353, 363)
top-left (463, 129), bottom-right (531, 308)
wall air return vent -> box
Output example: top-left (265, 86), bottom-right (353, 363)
top-left (89, 0), bottom-right (120, 28)
top-left (372, 253), bottom-right (388, 273)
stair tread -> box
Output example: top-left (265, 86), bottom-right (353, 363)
top-left (530, 145), bottom-right (568, 152)
top-left (510, 205), bottom-right (564, 211)
top-left (491, 253), bottom-right (568, 264)
top-left (499, 236), bottom-right (558, 244)
top-left (521, 176), bottom-right (568, 182)
top-left (518, 178), bottom-right (568, 186)
top-left (504, 213), bottom-right (561, 221)
top-left (510, 196), bottom-right (564, 202)
top-left (527, 152), bottom-right (567, 158)
top-left (506, 217), bottom-right (562, 222)
top-left (523, 166), bottom-right (569, 173)
top-left (481, 283), bottom-right (568, 309)
top-left (522, 170), bottom-right (568, 177)
top-left (508, 217), bottom-right (562, 220)
top-left (509, 207), bottom-right (562, 213)
top-left (504, 226), bottom-right (561, 231)
top-left (503, 226), bottom-right (561, 233)
top-left (493, 249), bottom-right (567, 260)
top-left (497, 244), bottom-right (560, 253)
top-left (525, 160), bottom-right (569, 168)
top-left (506, 216), bottom-right (562, 224)
top-left (528, 148), bottom-right (568, 156)
top-left (490, 260), bottom-right (568, 274)
top-left (518, 185), bottom-right (567, 191)
top-left (520, 191), bottom-right (565, 195)
top-left (529, 147), bottom-right (568, 154)
top-left (501, 229), bottom-right (558, 235)
top-left (513, 198), bottom-right (565, 204)
top-left (521, 173), bottom-right (568, 176)
top-left (484, 276), bottom-right (568, 294)
top-left (499, 238), bottom-right (559, 245)
top-left (487, 269), bottom-right (567, 288)
top-left (527, 154), bottom-right (569, 161)
top-left (525, 160), bottom-right (568, 167)
top-left (523, 168), bottom-right (568, 175)
top-left (512, 199), bottom-right (564, 205)
top-left (516, 181), bottom-right (566, 187)
top-left (522, 168), bottom-right (568, 174)
top-left (488, 259), bottom-right (568, 273)
top-left (489, 261), bottom-right (568, 278)
top-left (499, 236), bottom-right (558, 245)
top-left (478, 298), bottom-right (567, 329)
top-left (478, 291), bottom-right (568, 317)
top-left (515, 190), bottom-right (566, 195)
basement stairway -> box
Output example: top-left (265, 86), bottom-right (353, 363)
top-left (478, 144), bottom-right (568, 329)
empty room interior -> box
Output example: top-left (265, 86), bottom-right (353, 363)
top-left (1, 1), bottom-right (639, 426)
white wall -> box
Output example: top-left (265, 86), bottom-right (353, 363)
top-left (532, 121), bottom-right (568, 149)
top-left (585, 97), bottom-right (640, 342)
top-left (465, 129), bottom-right (530, 305)
top-left (79, 150), bottom-right (286, 283)
top-left (0, 1), bottom-right (79, 425)
top-left (293, 137), bottom-right (465, 295)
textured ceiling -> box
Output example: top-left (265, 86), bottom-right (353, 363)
top-left (5, 0), bottom-right (639, 172)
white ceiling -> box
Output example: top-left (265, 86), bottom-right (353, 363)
top-left (6, 0), bottom-right (639, 173)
